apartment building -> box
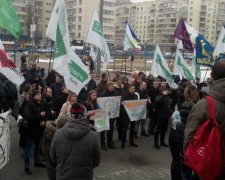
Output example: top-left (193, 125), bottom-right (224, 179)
top-left (115, 0), bottom-right (225, 47)
top-left (101, 0), bottom-right (116, 48)
top-left (187, 0), bottom-right (225, 45)
top-left (28, 0), bottom-right (53, 46)
top-left (114, 1), bottom-right (136, 47)
top-left (65, 0), bottom-right (101, 44)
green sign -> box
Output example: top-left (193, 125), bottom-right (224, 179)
top-left (68, 60), bottom-right (89, 82)
top-left (92, 20), bottom-right (104, 37)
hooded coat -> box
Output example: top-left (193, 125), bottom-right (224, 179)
top-left (50, 121), bottom-right (100, 180)
top-left (184, 78), bottom-right (225, 179)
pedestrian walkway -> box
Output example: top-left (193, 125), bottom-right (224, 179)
top-left (0, 116), bottom-right (171, 180)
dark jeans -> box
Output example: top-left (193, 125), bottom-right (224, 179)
top-left (121, 121), bottom-right (136, 145)
top-left (171, 159), bottom-right (182, 180)
top-left (148, 118), bottom-right (157, 134)
top-left (154, 116), bottom-right (169, 145)
top-left (116, 117), bottom-right (122, 140)
top-left (100, 118), bottom-right (116, 147)
top-left (24, 136), bottom-right (41, 169)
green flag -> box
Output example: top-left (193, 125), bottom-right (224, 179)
top-left (0, 0), bottom-right (22, 38)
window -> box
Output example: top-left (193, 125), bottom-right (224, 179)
top-left (78, 17), bottom-right (81, 22)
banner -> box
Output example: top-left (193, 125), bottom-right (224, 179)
top-left (97, 96), bottom-right (121, 118)
top-left (0, 0), bottom-right (21, 38)
top-left (86, 11), bottom-right (110, 63)
top-left (151, 45), bottom-right (178, 89)
top-left (0, 39), bottom-right (25, 87)
top-left (173, 49), bottom-right (195, 81)
top-left (123, 99), bottom-right (147, 121)
top-left (123, 22), bottom-right (140, 51)
top-left (213, 27), bottom-right (225, 57)
top-left (196, 35), bottom-right (214, 66)
top-left (0, 111), bottom-right (10, 170)
top-left (174, 18), bottom-right (193, 52)
top-left (46, 0), bottom-right (90, 95)
top-left (89, 109), bottom-right (109, 132)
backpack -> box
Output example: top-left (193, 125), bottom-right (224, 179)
top-left (185, 96), bottom-right (225, 179)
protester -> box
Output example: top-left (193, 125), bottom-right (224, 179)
top-left (87, 73), bottom-right (97, 93)
top-left (42, 115), bottom-right (70, 180)
top-left (148, 79), bottom-right (160, 135)
top-left (135, 81), bottom-right (149, 137)
top-left (96, 73), bottom-right (108, 96)
top-left (23, 91), bottom-right (46, 175)
top-left (154, 80), bottom-right (172, 149)
top-left (184, 61), bottom-right (225, 179)
top-left (58, 92), bottom-right (77, 118)
top-left (99, 81), bottom-right (117, 150)
top-left (51, 103), bottom-right (100, 180)
top-left (120, 85), bottom-right (138, 149)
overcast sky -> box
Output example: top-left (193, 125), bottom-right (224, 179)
top-left (131, 0), bottom-right (155, 3)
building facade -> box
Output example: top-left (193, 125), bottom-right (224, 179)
top-left (115, 0), bottom-right (225, 47)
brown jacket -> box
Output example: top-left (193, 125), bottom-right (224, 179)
top-left (184, 78), bottom-right (225, 179)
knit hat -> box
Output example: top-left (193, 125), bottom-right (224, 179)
top-left (31, 90), bottom-right (40, 99)
top-left (70, 103), bottom-right (87, 120)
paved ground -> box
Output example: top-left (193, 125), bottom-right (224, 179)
top-left (0, 116), bottom-right (172, 180)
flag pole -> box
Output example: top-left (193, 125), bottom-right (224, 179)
top-left (48, 40), bottom-right (54, 75)
top-left (125, 51), bottom-right (127, 77)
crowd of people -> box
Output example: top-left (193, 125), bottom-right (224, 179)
top-left (0, 58), bottom-right (225, 180)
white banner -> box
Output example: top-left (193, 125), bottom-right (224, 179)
top-left (89, 109), bottom-right (109, 132)
top-left (97, 96), bottom-right (121, 119)
top-left (123, 99), bottom-right (147, 121)
top-left (0, 111), bottom-right (10, 169)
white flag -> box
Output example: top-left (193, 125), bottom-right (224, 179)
top-left (151, 45), bottom-right (178, 89)
top-left (0, 39), bottom-right (24, 87)
top-left (213, 27), bottom-right (225, 57)
top-left (191, 50), bottom-right (201, 79)
top-left (185, 22), bottom-right (199, 44)
top-left (46, 0), bottom-right (90, 95)
top-left (86, 11), bottom-right (110, 64)
top-left (173, 49), bottom-right (195, 81)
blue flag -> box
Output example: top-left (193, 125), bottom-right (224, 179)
top-left (196, 35), bottom-right (214, 66)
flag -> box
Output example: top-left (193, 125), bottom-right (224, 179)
top-left (123, 22), bottom-right (140, 51)
top-left (151, 45), bottom-right (178, 89)
top-left (185, 22), bottom-right (199, 44)
top-left (175, 18), bottom-right (193, 52)
top-left (89, 46), bottom-right (104, 63)
top-left (196, 34), bottom-right (214, 66)
top-left (86, 11), bottom-right (110, 63)
top-left (173, 49), bottom-right (195, 81)
top-left (191, 50), bottom-right (201, 79)
top-left (213, 27), bottom-right (225, 57)
top-left (0, 39), bottom-right (24, 87)
top-left (46, 0), bottom-right (90, 95)
top-left (0, 0), bottom-right (22, 38)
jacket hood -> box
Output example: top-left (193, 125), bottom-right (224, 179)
top-left (46, 121), bottom-right (56, 131)
top-left (209, 78), bottom-right (225, 103)
top-left (62, 121), bottom-right (92, 140)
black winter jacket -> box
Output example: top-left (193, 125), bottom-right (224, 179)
top-left (176, 101), bottom-right (194, 170)
top-left (24, 100), bottom-right (45, 138)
